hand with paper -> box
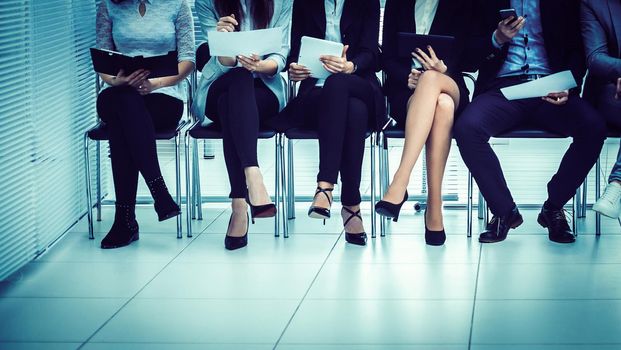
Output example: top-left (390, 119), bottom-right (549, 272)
top-left (297, 36), bottom-right (348, 79)
top-left (500, 70), bottom-right (578, 102)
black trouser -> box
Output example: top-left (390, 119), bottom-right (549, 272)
top-left (205, 68), bottom-right (279, 199)
top-left (280, 73), bottom-right (373, 206)
top-left (97, 86), bottom-right (183, 204)
top-left (454, 77), bottom-right (607, 216)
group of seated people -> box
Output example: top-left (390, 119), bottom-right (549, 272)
top-left (94, 0), bottom-right (621, 251)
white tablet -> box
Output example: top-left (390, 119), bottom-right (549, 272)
top-left (298, 36), bottom-right (344, 80)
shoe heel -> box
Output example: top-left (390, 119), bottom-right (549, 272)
top-left (392, 216), bottom-right (399, 223)
top-left (323, 219), bottom-right (326, 225)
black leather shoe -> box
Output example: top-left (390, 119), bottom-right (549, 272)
top-left (101, 203), bottom-right (139, 249)
top-left (424, 210), bottom-right (446, 246)
top-left (225, 213), bottom-right (249, 251)
top-left (537, 206), bottom-right (575, 243)
top-left (479, 206), bottom-right (523, 243)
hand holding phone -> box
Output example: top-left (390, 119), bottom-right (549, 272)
top-left (495, 9), bottom-right (526, 46)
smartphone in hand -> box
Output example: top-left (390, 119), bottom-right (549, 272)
top-left (499, 9), bottom-right (518, 23)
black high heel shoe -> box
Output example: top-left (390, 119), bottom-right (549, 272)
top-left (342, 207), bottom-right (367, 246)
top-left (374, 191), bottom-right (409, 222)
top-left (308, 187), bottom-right (334, 225)
top-left (245, 194), bottom-right (277, 224)
top-left (424, 210), bottom-right (446, 246)
top-left (225, 212), bottom-right (249, 251)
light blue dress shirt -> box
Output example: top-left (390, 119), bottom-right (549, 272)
top-left (193, 0), bottom-right (292, 124)
top-left (316, 0), bottom-right (346, 87)
top-left (96, 0), bottom-right (196, 101)
top-left (493, 0), bottom-right (552, 77)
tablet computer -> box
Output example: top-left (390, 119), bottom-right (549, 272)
top-left (90, 48), bottom-right (179, 78)
top-left (397, 33), bottom-right (455, 67)
top-left (298, 36), bottom-right (344, 79)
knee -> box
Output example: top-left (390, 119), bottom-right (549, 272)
top-left (434, 93), bottom-right (455, 126)
top-left (418, 69), bottom-right (444, 87)
top-left (347, 98), bottom-right (368, 125)
top-left (97, 86), bottom-right (139, 116)
top-left (226, 67), bottom-right (254, 87)
top-left (324, 73), bottom-right (351, 91)
top-left (576, 106), bottom-right (607, 143)
top-left (453, 112), bottom-right (487, 145)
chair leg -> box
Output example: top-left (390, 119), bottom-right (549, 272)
top-left (190, 140), bottom-right (197, 220)
top-left (274, 135), bottom-right (281, 237)
top-left (287, 138), bottom-right (296, 220)
top-left (84, 134), bottom-right (94, 240)
top-left (380, 135), bottom-right (388, 237)
top-left (96, 141), bottom-right (102, 222)
top-left (370, 133), bottom-right (377, 239)
top-left (572, 191), bottom-right (578, 236)
top-left (175, 135), bottom-right (183, 239)
top-left (580, 179), bottom-right (588, 218)
top-left (185, 132), bottom-right (193, 238)
top-left (477, 191), bottom-right (485, 220)
top-left (467, 171), bottom-right (473, 238)
top-left (596, 156), bottom-right (601, 236)
top-left (194, 139), bottom-right (203, 220)
top-left (280, 135), bottom-right (289, 238)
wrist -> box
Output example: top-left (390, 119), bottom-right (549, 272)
top-left (345, 61), bottom-right (356, 74)
top-left (493, 30), bottom-right (509, 46)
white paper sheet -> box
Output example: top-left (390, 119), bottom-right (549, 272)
top-left (207, 27), bottom-right (284, 57)
top-left (298, 36), bottom-right (344, 79)
top-left (500, 70), bottom-right (578, 100)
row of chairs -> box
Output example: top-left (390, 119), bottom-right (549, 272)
top-left (83, 43), bottom-right (619, 241)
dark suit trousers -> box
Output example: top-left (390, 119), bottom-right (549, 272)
top-left (97, 87), bottom-right (183, 204)
top-left (454, 77), bottom-right (607, 216)
top-left (205, 68), bottom-right (279, 199)
top-left (280, 73), bottom-right (373, 206)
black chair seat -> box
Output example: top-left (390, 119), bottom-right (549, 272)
top-left (189, 122), bottom-right (276, 139)
top-left (382, 125), bottom-right (566, 140)
top-left (87, 120), bottom-right (187, 141)
top-left (285, 127), bottom-right (373, 140)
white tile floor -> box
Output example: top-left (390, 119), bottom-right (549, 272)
top-left (1, 202), bottom-right (621, 350)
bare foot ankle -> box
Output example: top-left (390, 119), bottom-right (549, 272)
top-left (382, 184), bottom-right (407, 204)
top-left (312, 182), bottom-right (334, 209)
top-left (245, 167), bottom-right (271, 206)
top-left (425, 210), bottom-right (444, 231)
top-left (227, 207), bottom-right (249, 238)
top-left (342, 206), bottom-right (365, 234)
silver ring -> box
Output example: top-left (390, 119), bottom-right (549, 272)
top-left (139, 85), bottom-right (143, 89)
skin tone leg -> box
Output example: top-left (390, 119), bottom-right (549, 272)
top-left (342, 204), bottom-right (364, 233)
top-left (312, 180), bottom-right (335, 209)
top-left (382, 71), bottom-right (460, 205)
top-left (424, 93), bottom-right (455, 231)
top-left (228, 199), bottom-right (249, 237)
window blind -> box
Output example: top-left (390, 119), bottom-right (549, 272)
top-left (0, 0), bottom-right (97, 281)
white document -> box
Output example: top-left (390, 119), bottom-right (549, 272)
top-left (207, 27), bottom-right (283, 57)
top-left (500, 70), bottom-right (578, 100)
top-left (298, 36), bottom-right (344, 79)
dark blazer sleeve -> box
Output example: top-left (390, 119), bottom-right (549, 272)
top-left (461, 0), bottom-right (506, 72)
top-left (381, 0), bottom-right (410, 88)
top-left (581, 0), bottom-right (621, 83)
top-left (286, 0), bottom-right (304, 69)
top-left (564, 0), bottom-right (587, 90)
top-left (349, 0), bottom-right (380, 74)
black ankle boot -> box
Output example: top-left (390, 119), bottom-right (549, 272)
top-left (147, 175), bottom-right (181, 221)
top-left (101, 203), bottom-right (140, 249)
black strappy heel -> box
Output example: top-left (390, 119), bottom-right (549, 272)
top-left (342, 207), bottom-right (367, 246)
top-left (374, 191), bottom-right (409, 222)
top-left (308, 187), bottom-right (334, 224)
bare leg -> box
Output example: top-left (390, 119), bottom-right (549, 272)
top-left (245, 166), bottom-right (272, 206)
top-left (227, 198), bottom-right (249, 237)
top-left (382, 70), bottom-right (460, 204)
top-left (425, 93), bottom-right (455, 231)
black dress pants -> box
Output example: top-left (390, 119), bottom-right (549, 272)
top-left (97, 86), bottom-right (183, 204)
top-left (454, 77), bottom-right (607, 216)
top-left (279, 73), bottom-right (373, 206)
top-left (205, 68), bottom-right (279, 199)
